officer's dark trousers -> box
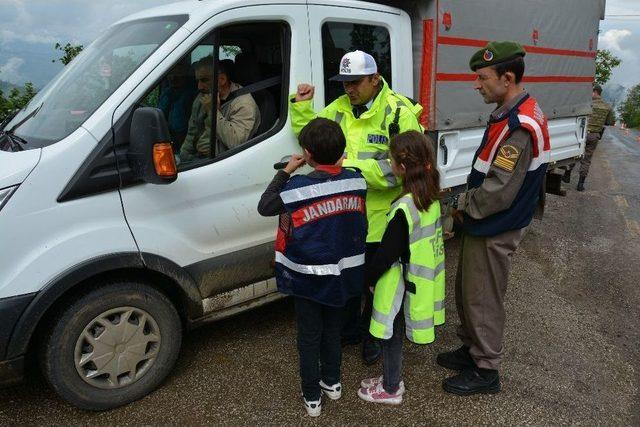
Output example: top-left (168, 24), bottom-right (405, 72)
top-left (455, 228), bottom-right (526, 371)
top-left (342, 243), bottom-right (380, 340)
top-left (294, 297), bottom-right (344, 400)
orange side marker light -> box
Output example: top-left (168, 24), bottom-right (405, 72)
top-left (153, 142), bottom-right (177, 178)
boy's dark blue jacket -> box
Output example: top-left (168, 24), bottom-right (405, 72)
top-left (258, 166), bottom-right (367, 307)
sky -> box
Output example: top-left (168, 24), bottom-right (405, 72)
top-left (0, 0), bottom-right (639, 88)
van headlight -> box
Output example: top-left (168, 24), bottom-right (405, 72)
top-left (0, 185), bottom-right (18, 211)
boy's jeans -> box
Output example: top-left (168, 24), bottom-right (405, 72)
top-left (294, 297), bottom-right (344, 400)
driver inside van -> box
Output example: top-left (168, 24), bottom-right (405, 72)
top-left (179, 56), bottom-right (261, 162)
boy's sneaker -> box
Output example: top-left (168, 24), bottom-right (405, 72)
top-left (360, 376), bottom-right (405, 395)
top-left (357, 382), bottom-right (403, 405)
top-left (319, 380), bottom-right (342, 400)
top-left (303, 397), bottom-right (322, 417)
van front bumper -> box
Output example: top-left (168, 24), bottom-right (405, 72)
top-left (0, 293), bottom-right (36, 386)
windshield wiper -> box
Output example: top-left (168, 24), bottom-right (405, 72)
top-left (0, 111), bottom-right (18, 132)
top-left (0, 130), bottom-right (26, 152)
top-left (8, 102), bottom-right (43, 134)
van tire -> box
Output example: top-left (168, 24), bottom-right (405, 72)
top-left (39, 281), bottom-right (182, 411)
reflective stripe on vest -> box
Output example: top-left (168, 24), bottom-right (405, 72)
top-left (275, 251), bottom-right (364, 276)
top-left (380, 105), bottom-right (393, 131)
top-left (377, 159), bottom-right (397, 186)
top-left (357, 151), bottom-right (389, 161)
top-left (355, 151), bottom-right (396, 187)
top-left (280, 178), bottom-right (366, 204)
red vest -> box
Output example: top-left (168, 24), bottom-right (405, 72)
top-left (472, 96), bottom-right (550, 177)
top-left (465, 95), bottom-right (550, 236)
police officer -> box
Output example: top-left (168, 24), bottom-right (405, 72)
top-left (562, 83), bottom-right (615, 191)
top-left (438, 41), bottom-right (550, 395)
top-left (290, 50), bottom-right (423, 364)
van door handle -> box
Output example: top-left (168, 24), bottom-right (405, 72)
top-left (273, 155), bottom-right (291, 170)
top-left (439, 135), bottom-right (448, 166)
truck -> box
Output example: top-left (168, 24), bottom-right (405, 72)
top-left (0, 0), bottom-right (605, 410)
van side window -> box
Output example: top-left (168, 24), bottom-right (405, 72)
top-left (321, 22), bottom-right (392, 105)
top-left (139, 21), bottom-right (290, 170)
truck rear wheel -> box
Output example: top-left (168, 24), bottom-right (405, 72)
top-left (40, 281), bottom-right (182, 410)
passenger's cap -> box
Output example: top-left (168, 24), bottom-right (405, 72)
top-left (329, 50), bottom-right (378, 82)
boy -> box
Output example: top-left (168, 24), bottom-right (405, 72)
top-left (257, 118), bottom-right (367, 416)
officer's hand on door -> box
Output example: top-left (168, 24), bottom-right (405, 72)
top-left (295, 84), bottom-right (315, 102)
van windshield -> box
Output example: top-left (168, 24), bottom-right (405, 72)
top-left (5, 15), bottom-right (187, 149)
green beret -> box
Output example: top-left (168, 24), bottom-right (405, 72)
top-left (469, 41), bottom-right (526, 71)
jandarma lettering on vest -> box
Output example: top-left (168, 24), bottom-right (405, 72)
top-left (291, 195), bottom-right (366, 227)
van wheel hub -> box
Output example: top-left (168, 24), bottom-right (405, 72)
top-left (74, 306), bottom-right (161, 389)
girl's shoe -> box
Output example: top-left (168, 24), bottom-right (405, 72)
top-left (357, 382), bottom-right (403, 405)
top-left (360, 376), bottom-right (405, 395)
top-left (319, 380), bottom-right (342, 400)
top-left (303, 397), bottom-right (322, 417)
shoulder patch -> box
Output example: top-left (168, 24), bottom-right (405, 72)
top-left (493, 144), bottom-right (520, 172)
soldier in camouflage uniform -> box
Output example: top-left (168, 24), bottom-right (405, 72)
top-left (563, 84), bottom-right (615, 191)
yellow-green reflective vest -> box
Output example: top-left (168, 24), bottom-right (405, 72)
top-left (369, 194), bottom-right (445, 344)
top-left (289, 78), bottom-right (423, 243)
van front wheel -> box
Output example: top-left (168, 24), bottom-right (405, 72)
top-left (40, 281), bottom-right (182, 410)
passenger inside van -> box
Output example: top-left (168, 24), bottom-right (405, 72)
top-left (158, 59), bottom-right (198, 151)
top-left (179, 57), bottom-right (261, 162)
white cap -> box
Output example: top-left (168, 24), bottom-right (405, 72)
top-left (329, 50), bottom-right (378, 82)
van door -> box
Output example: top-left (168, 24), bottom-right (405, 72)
top-left (115, 4), bottom-right (310, 299)
top-left (307, 1), bottom-right (413, 110)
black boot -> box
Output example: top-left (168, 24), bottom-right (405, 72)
top-left (436, 345), bottom-right (474, 371)
top-left (562, 169), bottom-right (572, 183)
top-left (442, 367), bottom-right (501, 396)
top-left (362, 336), bottom-right (382, 365)
top-left (577, 176), bottom-right (586, 192)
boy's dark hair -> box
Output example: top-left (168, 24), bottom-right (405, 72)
top-left (298, 118), bottom-right (346, 165)
top-left (493, 56), bottom-right (525, 84)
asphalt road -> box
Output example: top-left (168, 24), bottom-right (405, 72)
top-left (1, 127), bottom-right (639, 425)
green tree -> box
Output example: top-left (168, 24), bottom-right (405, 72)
top-left (595, 49), bottom-right (622, 86)
top-left (52, 42), bottom-right (84, 65)
top-left (618, 84), bottom-right (640, 128)
top-left (0, 89), bottom-right (9, 122)
top-left (0, 78), bottom-right (38, 123)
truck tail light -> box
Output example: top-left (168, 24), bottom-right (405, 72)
top-left (153, 143), bottom-right (177, 178)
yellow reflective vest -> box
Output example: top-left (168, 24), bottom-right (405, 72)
top-left (289, 78), bottom-right (423, 242)
top-left (369, 194), bottom-right (445, 344)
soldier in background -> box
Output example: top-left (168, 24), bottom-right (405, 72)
top-left (563, 84), bottom-right (615, 191)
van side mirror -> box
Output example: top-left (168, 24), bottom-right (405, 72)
top-left (128, 107), bottom-right (177, 185)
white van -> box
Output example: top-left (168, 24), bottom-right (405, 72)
top-left (0, 0), bottom-right (604, 410)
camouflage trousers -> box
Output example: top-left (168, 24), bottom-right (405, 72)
top-left (567, 132), bottom-right (600, 178)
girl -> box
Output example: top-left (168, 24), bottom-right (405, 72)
top-left (357, 130), bottom-right (445, 405)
